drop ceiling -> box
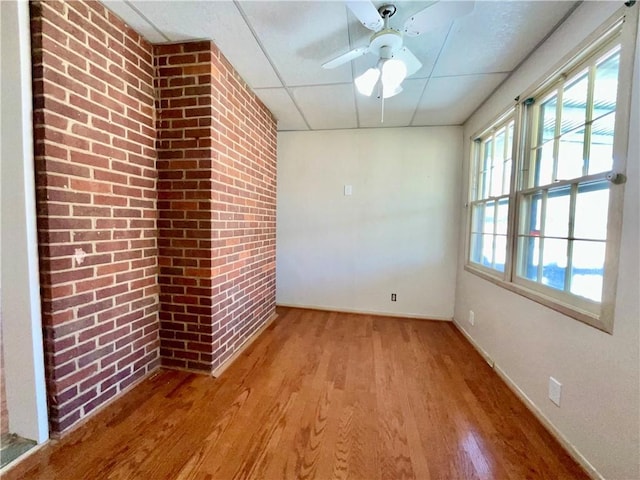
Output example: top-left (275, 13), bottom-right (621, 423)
top-left (104, 0), bottom-right (578, 131)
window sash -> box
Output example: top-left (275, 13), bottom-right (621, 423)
top-left (468, 113), bottom-right (515, 276)
top-left (469, 196), bottom-right (510, 273)
top-left (525, 44), bottom-right (622, 191)
top-left (513, 177), bottom-right (610, 314)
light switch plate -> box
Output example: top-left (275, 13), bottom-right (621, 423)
top-left (549, 377), bottom-right (562, 407)
top-left (344, 185), bottom-right (353, 196)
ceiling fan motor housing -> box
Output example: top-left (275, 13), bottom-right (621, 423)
top-left (369, 29), bottom-right (403, 59)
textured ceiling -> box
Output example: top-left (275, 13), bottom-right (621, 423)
top-left (104, 0), bottom-right (578, 131)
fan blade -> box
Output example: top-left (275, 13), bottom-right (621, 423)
top-left (346, 1), bottom-right (384, 31)
top-left (394, 47), bottom-right (422, 77)
top-left (322, 46), bottom-right (370, 69)
top-left (403, 1), bottom-right (475, 37)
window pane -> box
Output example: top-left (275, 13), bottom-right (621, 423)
top-left (542, 238), bottom-right (568, 290)
top-left (539, 93), bottom-right (558, 145)
top-left (588, 113), bottom-right (615, 174)
top-left (484, 201), bottom-right (495, 234)
top-left (574, 182), bottom-right (609, 240)
top-left (471, 204), bottom-right (484, 233)
top-left (492, 129), bottom-right (505, 197)
top-left (534, 142), bottom-right (554, 186)
top-left (545, 187), bottom-right (570, 238)
top-left (470, 233), bottom-right (483, 264)
top-left (561, 71), bottom-right (588, 134)
top-left (557, 130), bottom-right (585, 180)
top-left (520, 193), bottom-right (542, 235)
top-left (518, 236), bottom-right (539, 281)
top-left (495, 235), bottom-right (507, 272)
top-left (491, 156), bottom-right (504, 197)
top-left (482, 140), bottom-right (493, 198)
top-left (481, 234), bottom-right (493, 267)
top-left (571, 240), bottom-right (605, 301)
top-left (496, 199), bottom-right (509, 235)
top-left (593, 49), bottom-right (620, 120)
top-left (503, 159), bottom-right (512, 195)
top-left (483, 139), bottom-right (493, 170)
top-left (495, 129), bottom-right (506, 160)
top-left (481, 169), bottom-right (490, 199)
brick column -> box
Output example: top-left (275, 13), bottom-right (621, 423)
top-left (155, 42), bottom-right (217, 371)
top-left (155, 41), bottom-right (277, 373)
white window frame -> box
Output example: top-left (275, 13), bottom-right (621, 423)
top-left (465, 7), bottom-right (638, 333)
top-left (468, 111), bottom-right (516, 276)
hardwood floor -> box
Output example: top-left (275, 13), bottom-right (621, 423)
top-left (3, 307), bottom-right (588, 480)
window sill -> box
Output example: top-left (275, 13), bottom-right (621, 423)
top-left (463, 263), bottom-right (612, 334)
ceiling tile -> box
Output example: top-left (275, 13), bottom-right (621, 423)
top-left (357, 77), bottom-right (427, 128)
top-left (432, 1), bottom-right (577, 76)
top-left (238, 1), bottom-right (354, 86)
top-left (412, 73), bottom-right (508, 126)
top-left (254, 88), bottom-right (309, 131)
top-left (125, 1), bottom-right (282, 89)
top-left (104, 1), bottom-right (168, 43)
top-left (291, 84), bottom-right (357, 130)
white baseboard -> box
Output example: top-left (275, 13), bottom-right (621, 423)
top-left (452, 320), bottom-right (603, 480)
top-left (493, 365), bottom-right (603, 480)
top-left (452, 319), bottom-right (494, 367)
top-left (275, 302), bottom-right (452, 321)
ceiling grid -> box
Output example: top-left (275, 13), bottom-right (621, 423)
top-left (102, 0), bottom-right (579, 131)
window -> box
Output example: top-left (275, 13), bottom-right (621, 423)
top-left (516, 43), bottom-right (621, 312)
top-left (469, 114), bottom-right (515, 274)
top-left (466, 13), bottom-right (635, 333)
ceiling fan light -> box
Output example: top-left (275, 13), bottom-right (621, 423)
top-left (383, 85), bottom-right (403, 99)
top-left (381, 58), bottom-right (407, 89)
top-left (355, 68), bottom-right (381, 96)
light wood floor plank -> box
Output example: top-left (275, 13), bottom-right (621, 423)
top-left (3, 307), bottom-right (589, 480)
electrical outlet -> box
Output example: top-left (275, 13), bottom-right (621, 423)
top-left (468, 310), bottom-right (475, 326)
top-left (548, 377), bottom-right (562, 407)
top-left (391, 293), bottom-right (397, 302)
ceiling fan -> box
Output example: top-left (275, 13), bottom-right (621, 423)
top-left (323, 1), bottom-right (475, 106)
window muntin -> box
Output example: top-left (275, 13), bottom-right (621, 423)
top-left (469, 116), bottom-right (515, 273)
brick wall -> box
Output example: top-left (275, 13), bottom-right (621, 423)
top-left (30, 0), bottom-right (277, 435)
top-left (155, 41), bottom-right (277, 373)
top-left (31, 0), bottom-right (159, 433)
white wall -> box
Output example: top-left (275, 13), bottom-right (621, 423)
top-left (454, 3), bottom-right (639, 480)
top-left (277, 127), bottom-right (462, 319)
top-left (0, 0), bottom-right (49, 443)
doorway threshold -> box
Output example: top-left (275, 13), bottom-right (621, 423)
top-left (1, 433), bottom-right (36, 469)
